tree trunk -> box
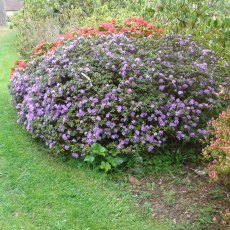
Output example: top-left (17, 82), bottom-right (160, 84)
top-left (0, 0), bottom-right (6, 26)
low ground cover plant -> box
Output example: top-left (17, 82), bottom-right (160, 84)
top-left (10, 27), bottom-right (229, 168)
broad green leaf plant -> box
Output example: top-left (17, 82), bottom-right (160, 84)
top-left (84, 143), bottom-right (126, 172)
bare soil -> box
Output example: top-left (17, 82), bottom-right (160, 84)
top-left (125, 165), bottom-right (230, 229)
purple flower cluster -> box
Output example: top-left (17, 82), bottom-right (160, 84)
top-left (10, 34), bottom-right (229, 156)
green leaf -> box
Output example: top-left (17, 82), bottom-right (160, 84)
top-left (91, 143), bottom-right (107, 156)
top-left (84, 155), bottom-right (95, 163)
top-left (107, 156), bottom-right (125, 167)
top-left (100, 161), bottom-right (112, 172)
top-left (213, 18), bottom-right (218, 28)
top-left (223, 30), bottom-right (230, 38)
top-left (109, 149), bottom-right (120, 156)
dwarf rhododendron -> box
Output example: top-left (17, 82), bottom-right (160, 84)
top-left (10, 33), bottom-right (229, 158)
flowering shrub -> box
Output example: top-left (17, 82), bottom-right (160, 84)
top-left (203, 107), bottom-right (230, 184)
top-left (31, 17), bottom-right (163, 56)
top-left (10, 33), bottom-right (229, 158)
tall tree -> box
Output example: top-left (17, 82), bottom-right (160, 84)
top-left (0, 0), bottom-right (6, 26)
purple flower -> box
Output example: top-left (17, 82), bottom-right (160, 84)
top-left (195, 62), bottom-right (208, 70)
top-left (72, 153), bottom-right (79, 158)
top-left (117, 106), bottom-right (122, 113)
top-left (148, 146), bottom-right (154, 152)
top-left (158, 117), bottom-right (165, 126)
top-left (189, 99), bottom-right (195, 105)
top-left (112, 65), bottom-right (116, 71)
top-left (159, 130), bottom-right (163, 135)
top-left (202, 49), bottom-right (210, 55)
top-left (146, 134), bottom-right (154, 143)
top-left (62, 134), bottom-right (68, 141)
top-left (135, 58), bottom-right (141, 62)
top-left (156, 57), bottom-right (161, 62)
top-left (127, 88), bottom-right (132, 94)
top-left (176, 131), bottom-right (184, 140)
top-left (197, 129), bottom-right (207, 135)
top-left (77, 109), bottom-right (85, 117)
top-left (224, 63), bottom-right (229, 68)
top-left (85, 67), bottom-right (90, 72)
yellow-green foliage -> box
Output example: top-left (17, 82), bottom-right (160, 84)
top-left (11, 0), bottom-right (230, 58)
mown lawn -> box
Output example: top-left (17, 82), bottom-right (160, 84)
top-left (0, 28), bottom-right (172, 230)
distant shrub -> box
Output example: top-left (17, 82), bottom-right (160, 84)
top-left (11, 0), bottom-right (230, 59)
top-left (10, 0), bottom-right (146, 58)
top-left (10, 33), bottom-right (229, 159)
top-left (203, 107), bottom-right (230, 184)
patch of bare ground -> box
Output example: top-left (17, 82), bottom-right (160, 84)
top-left (126, 165), bottom-right (230, 229)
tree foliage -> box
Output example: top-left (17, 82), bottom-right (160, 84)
top-left (10, 0), bottom-right (230, 58)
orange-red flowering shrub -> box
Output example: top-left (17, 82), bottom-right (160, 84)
top-left (10, 61), bottom-right (27, 79)
top-left (203, 107), bottom-right (230, 184)
top-left (32, 17), bottom-right (163, 56)
top-left (31, 41), bottom-right (55, 56)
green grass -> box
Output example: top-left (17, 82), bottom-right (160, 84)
top-left (0, 28), bottom-right (172, 230)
